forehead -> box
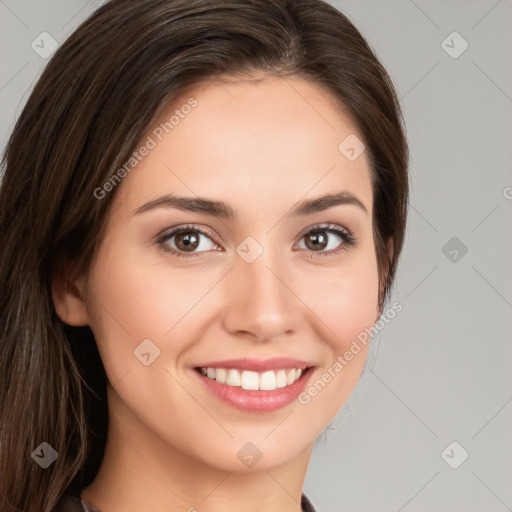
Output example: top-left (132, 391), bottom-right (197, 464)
top-left (112, 76), bottom-right (373, 220)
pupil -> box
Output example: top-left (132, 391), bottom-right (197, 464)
top-left (177, 232), bottom-right (198, 251)
top-left (308, 232), bottom-right (327, 250)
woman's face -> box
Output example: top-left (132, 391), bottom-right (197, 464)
top-left (78, 76), bottom-right (380, 472)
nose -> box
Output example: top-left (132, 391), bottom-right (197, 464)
top-left (220, 243), bottom-right (302, 343)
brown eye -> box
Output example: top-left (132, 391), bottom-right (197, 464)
top-left (304, 231), bottom-right (329, 251)
top-left (296, 224), bottom-right (356, 257)
top-left (157, 225), bottom-right (219, 257)
top-left (174, 231), bottom-right (200, 252)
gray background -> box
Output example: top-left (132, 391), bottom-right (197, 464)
top-left (1, 1), bottom-right (511, 511)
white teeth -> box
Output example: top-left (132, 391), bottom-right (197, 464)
top-left (199, 367), bottom-right (306, 390)
top-left (241, 370), bottom-right (259, 390)
top-left (215, 368), bottom-right (227, 383)
top-left (276, 370), bottom-right (287, 388)
top-left (226, 369), bottom-right (241, 386)
top-left (259, 370), bottom-right (277, 390)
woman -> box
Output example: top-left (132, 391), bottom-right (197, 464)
top-left (0, 0), bottom-right (408, 511)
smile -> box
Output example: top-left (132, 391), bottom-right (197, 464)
top-left (198, 367), bottom-right (303, 391)
top-left (193, 364), bottom-right (315, 412)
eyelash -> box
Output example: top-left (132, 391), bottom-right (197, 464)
top-left (156, 223), bottom-right (357, 259)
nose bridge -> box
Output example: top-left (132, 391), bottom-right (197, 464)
top-left (222, 239), bottom-right (299, 340)
top-left (242, 247), bottom-right (286, 304)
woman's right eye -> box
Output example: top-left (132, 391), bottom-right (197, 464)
top-left (156, 225), bottom-right (220, 257)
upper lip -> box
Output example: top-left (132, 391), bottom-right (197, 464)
top-left (195, 357), bottom-right (313, 372)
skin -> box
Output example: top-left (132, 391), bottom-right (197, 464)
top-left (53, 74), bottom-right (387, 512)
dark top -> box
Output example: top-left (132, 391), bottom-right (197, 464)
top-left (53, 493), bottom-right (317, 512)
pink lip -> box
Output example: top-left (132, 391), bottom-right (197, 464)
top-left (192, 365), bottom-right (315, 412)
top-left (194, 357), bottom-right (312, 372)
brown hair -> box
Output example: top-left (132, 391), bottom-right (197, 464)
top-left (0, 1), bottom-right (408, 510)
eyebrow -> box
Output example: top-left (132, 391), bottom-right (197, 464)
top-left (133, 191), bottom-right (368, 218)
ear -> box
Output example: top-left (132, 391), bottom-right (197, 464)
top-left (51, 259), bottom-right (90, 326)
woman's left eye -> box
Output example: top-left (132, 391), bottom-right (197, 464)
top-left (156, 223), bottom-right (357, 258)
top-left (295, 224), bottom-right (357, 257)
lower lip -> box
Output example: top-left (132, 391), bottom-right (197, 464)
top-left (193, 367), bottom-right (315, 412)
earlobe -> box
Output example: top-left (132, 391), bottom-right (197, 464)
top-left (51, 263), bottom-right (90, 326)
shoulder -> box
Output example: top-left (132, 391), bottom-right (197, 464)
top-left (51, 494), bottom-right (83, 512)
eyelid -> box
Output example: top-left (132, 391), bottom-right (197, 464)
top-left (297, 222), bottom-right (351, 240)
top-left (294, 223), bottom-right (357, 255)
top-left (155, 224), bottom-right (219, 244)
top-left (155, 222), bottom-right (357, 257)
top-left (155, 224), bottom-right (221, 256)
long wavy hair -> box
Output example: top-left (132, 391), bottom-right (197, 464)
top-left (0, 1), bottom-right (408, 510)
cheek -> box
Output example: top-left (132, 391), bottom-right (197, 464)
top-left (303, 248), bottom-right (380, 351)
top-left (284, 250), bottom-right (379, 430)
top-left (84, 242), bottom-right (196, 377)
top-left (83, 230), bottom-right (381, 462)
top-left (87, 232), bottom-right (379, 380)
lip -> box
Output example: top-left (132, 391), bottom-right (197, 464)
top-left (194, 357), bottom-right (312, 372)
top-left (192, 364), bottom-right (315, 412)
